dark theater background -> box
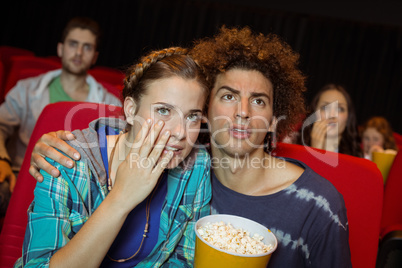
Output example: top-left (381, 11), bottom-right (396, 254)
top-left (1, 0), bottom-right (401, 133)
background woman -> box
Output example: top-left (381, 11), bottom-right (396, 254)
top-left (299, 83), bottom-right (363, 157)
top-left (361, 116), bottom-right (398, 160)
top-left (15, 47), bottom-right (211, 267)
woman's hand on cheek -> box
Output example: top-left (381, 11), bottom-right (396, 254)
top-left (110, 119), bottom-right (174, 212)
top-left (311, 119), bottom-right (328, 150)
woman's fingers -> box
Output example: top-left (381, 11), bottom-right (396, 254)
top-left (152, 150), bottom-right (174, 174)
top-left (147, 130), bottom-right (171, 169)
top-left (125, 119), bottom-right (172, 174)
top-left (311, 120), bottom-right (328, 149)
top-left (138, 120), bottom-right (165, 158)
top-left (129, 119), bottom-right (153, 155)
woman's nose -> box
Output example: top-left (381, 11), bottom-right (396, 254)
top-left (169, 119), bottom-right (186, 140)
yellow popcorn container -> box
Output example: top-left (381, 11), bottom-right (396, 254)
top-left (194, 214), bottom-right (277, 268)
top-left (372, 151), bottom-right (397, 183)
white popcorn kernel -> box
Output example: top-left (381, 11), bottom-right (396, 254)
top-left (197, 221), bottom-right (273, 255)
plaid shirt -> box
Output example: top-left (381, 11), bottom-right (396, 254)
top-left (15, 148), bottom-right (211, 267)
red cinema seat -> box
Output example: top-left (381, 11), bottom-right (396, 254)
top-left (0, 61), bottom-right (4, 97)
top-left (393, 132), bottom-right (402, 150)
top-left (0, 102), bottom-right (123, 267)
top-left (273, 143), bottom-right (383, 268)
top-left (89, 66), bottom-right (125, 86)
top-left (88, 66), bottom-right (125, 99)
top-left (0, 46), bottom-right (35, 74)
top-left (2, 55), bottom-right (62, 101)
top-left (377, 151), bottom-right (402, 267)
top-left (0, 46), bottom-right (35, 102)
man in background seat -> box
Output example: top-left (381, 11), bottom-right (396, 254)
top-left (0, 17), bottom-right (122, 218)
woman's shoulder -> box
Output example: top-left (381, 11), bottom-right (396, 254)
top-left (41, 151), bottom-right (90, 185)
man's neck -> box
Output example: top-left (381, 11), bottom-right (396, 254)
top-left (211, 146), bottom-right (303, 196)
top-left (59, 71), bottom-right (89, 101)
top-left (211, 146), bottom-right (271, 194)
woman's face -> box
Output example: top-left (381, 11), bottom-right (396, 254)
top-left (128, 76), bottom-right (206, 169)
top-left (316, 89), bottom-right (349, 138)
top-left (362, 127), bottom-right (384, 154)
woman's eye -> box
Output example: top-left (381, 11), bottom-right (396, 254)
top-left (156, 107), bottom-right (170, 116)
top-left (187, 113), bottom-right (201, 122)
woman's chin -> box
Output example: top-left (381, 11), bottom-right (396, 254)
top-left (165, 157), bottom-right (183, 169)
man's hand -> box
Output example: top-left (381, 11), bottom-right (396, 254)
top-left (0, 160), bottom-right (16, 192)
top-left (29, 130), bottom-right (81, 182)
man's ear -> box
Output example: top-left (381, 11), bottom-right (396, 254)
top-left (57, 42), bottom-right (63, 58)
top-left (269, 116), bottom-right (278, 132)
top-left (124, 97), bottom-right (137, 126)
top-left (91, 51), bottom-right (99, 65)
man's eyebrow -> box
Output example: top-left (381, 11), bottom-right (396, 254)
top-left (216, 86), bottom-right (240, 95)
top-left (66, 39), bottom-right (95, 46)
top-left (217, 86), bottom-right (271, 99)
top-left (250, 91), bottom-right (271, 99)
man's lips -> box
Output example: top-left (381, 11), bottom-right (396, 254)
top-left (229, 125), bottom-right (251, 139)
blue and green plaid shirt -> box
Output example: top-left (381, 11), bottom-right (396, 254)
top-left (15, 147), bottom-right (211, 267)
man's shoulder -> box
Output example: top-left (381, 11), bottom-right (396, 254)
top-left (12, 73), bottom-right (46, 91)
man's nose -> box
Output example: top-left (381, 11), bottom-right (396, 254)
top-left (75, 44), bottom-right (83, 56)
top-left (235, 98), bottom-right (250, 120)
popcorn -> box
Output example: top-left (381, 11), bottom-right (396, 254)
top-left (197, 221), bottom-right (273, 255)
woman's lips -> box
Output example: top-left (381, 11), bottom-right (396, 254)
top-left (163, 145), bottom-right (183, 156)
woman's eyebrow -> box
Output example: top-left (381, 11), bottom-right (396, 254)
top-left (152, 102), bottom-right (202, 114)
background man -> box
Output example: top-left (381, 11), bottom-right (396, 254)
top-left (0, 17), bottom-right (122, 217)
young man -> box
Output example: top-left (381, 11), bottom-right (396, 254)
top-left (28, 27), bottom-right (351, 267)
top-left (189, 26), bottom-right (351, 267)
top-left (0, 17), bottom-right (122, 217)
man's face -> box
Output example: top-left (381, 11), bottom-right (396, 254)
top-left (207, 69), bottom-right (274, 158)
top-left (57, 28), bottom-right (98, 76)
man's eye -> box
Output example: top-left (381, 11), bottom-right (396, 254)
top-left (84, 45), bottom-right (94, 51)
top-left (156, 108), bottom-right (170, 116)
top-left (252, 99), bottom-right (265, 106)
top-left (222, 94), bottom-right (234, 101)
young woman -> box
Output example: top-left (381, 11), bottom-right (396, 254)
top-left (361, 116), bottom-right (398, 160)
top-left (299, 84), bottom-right (363, 157)
top-left (15, 47), bottom-right (211, 267)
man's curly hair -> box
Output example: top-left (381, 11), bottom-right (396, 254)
top-left (190, 26), bottom-right (306, 139)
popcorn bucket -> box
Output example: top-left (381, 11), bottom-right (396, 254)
top-left (194, 214), bottom-right (277, 268)
top-left (372, 151), bottom-right (397, 183)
